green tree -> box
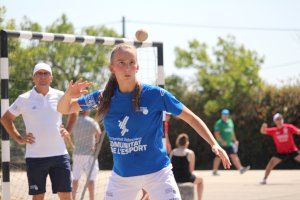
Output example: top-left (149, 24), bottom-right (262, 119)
top-left (165, 74), bottom-right (187, 98)
top-left (175, 36), bottom-right (264, 117)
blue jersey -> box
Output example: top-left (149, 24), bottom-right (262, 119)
top-left (78, 84), bottom-right (183, 177)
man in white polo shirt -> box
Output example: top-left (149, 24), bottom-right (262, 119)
top-left (0, 63), bottom-right (72, 200)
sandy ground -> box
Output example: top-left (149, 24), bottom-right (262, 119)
top-left (195, 170), bottom-right (300, 200)
top-left (1, 170), bottom-right (300, 200)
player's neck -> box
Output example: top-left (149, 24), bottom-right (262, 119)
top-left (34, 86), bottom-right (50, 96)
top-left (118, 80), bottom-right (137, 93)
top-left (276, 124), bottom-right (284, 129)
top-left (178, 146), bottom-right (187, 150)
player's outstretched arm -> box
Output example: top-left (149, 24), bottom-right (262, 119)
top-left (57, 79), bottom-right (91, 114)
top-left (260, 123), bottom-right (268, 134)
top-left (177, 106), bottom-right (231, 169)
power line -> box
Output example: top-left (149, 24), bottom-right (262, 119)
top-left (262, 60), bottom-right (300, 70)
top-left (74, 21), bottom-right (121, 31)
top-left (127, 19), bottom-right (300, 32)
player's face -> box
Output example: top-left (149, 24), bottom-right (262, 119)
top-left (32, 69), bottom-right (53, 88)
top-left (274, 117), bottom-right (284, 127)
top-left (221, 114), bottom-right (229, 122)
top-left (110, 48), bottom-right (139, 82)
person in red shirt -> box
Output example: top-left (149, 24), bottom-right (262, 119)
top-left (260, 113), bottom-right (300, 184)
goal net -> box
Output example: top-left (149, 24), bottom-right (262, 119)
top-left (0, 30), bottom-right (164, 200)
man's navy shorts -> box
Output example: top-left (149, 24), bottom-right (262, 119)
top-left (26, 154), bottom-right (72, 195)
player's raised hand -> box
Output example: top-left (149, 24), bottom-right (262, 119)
top-left (212, 144), bottom-right (231, 169)
top-left (260, 123), bottom-right (268, 134)
top-left (65, 78), bottom-right (92, 98)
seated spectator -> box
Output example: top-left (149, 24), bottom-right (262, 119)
top-left (170, 133), bottom-right (203, 200)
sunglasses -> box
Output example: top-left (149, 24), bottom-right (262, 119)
top-left (34, 72), bottom-right (51, 78)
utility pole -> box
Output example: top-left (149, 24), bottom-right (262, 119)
top-left (122, 16), bottom-right (126, 38)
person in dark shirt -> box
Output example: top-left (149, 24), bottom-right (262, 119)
top-left (170, 133), bottom-right (203, 200)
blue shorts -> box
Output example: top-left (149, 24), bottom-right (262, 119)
top-left (26, 154), bottom-right (72, 195)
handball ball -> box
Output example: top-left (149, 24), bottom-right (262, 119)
top-left (135, 29), bottom-right (148, 42)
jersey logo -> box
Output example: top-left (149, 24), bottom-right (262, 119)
top-left (85, 93), bottom-right (98, 108)
top-left (139, 107), bottom-right (149, 115)
top-left (29, 185), bottom-right (38, 190)
top-left (160, 88), bottom-right (166, 96)
top-left (276, 128), bottom-right (288, 135)
top-left (118, 116), bottom-right (129, 136)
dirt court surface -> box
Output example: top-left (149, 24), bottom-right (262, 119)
top-left (2, 170), bottom-right (300, 200)
top-left (196, 170), bottom-right (300, 200)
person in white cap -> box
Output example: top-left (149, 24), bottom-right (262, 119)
top-left (0, 63), bottom-right (73, 199)
top-left (260, 113), bottom-right (300, 184)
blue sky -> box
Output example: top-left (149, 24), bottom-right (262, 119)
top-left (2, 0), bottom-right (300, 86)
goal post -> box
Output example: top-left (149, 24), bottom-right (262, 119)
top-left (0, 29), bottom-right (165, 200)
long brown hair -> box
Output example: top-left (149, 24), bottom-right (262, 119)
top-left (95, 43), bottom-right (142, 121)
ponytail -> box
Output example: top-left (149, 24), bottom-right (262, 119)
top-left (95, 74), bottom-right (118, 121)
top-left (132, 82), bottom-right (142, 111)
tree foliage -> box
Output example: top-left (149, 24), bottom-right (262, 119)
top-left (175, 36), bottom-right (264, 116)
